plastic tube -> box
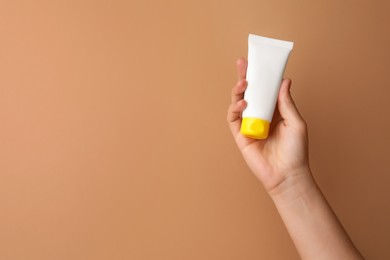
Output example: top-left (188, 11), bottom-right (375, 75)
top-left (240, 34), bottom-right (294, 139)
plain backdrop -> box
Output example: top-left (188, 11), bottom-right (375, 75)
top-left (1, 0), bottom-right (390, 259)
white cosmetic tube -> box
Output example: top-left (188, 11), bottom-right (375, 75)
top-left (240, 34), bottom-right (294, 139)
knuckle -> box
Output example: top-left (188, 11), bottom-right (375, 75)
top-left (226, 105), bottom-right (234, 121)
top-left (226, 113), bottom-right (231, 123)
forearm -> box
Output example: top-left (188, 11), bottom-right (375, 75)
top-left (269, 168), bottom-right (364, 260)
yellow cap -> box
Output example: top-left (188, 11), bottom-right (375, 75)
top-left (240, 117), bottom-right (270, 139)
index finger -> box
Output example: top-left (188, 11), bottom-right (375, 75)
top-left (236, 58), bottom-right (247, 80)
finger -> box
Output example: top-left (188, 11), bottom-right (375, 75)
top-left (277, 79), bottom-right (305, 127)
top-left (227, 99), bottom-right (247, 134)
top-left (231, 79), bottom-right (247, 104)
top-left (269, 102), bottom-right (283, 133)
top-left (227, 99), bottom-right (247, 124)
top-left (236, 58), bottom-right (247, 80)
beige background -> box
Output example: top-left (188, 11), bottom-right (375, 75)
top-left (1, 0), bottom-right (389, 259)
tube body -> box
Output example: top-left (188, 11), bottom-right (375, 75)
top-left (240, 34), bottom-right (294, 139)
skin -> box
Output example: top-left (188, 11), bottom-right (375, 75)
top-left (227, 58), bottom-right (364, 260)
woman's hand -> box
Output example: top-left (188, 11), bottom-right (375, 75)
top-left (227, 58), bottom-right (364, 259)
top-left (227, 58), bottom-right (311, 195)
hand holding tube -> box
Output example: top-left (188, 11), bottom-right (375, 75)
top-left (227, 58), bottom-right (311, 195)
top-left (227, 58), bottom-right (364, 259)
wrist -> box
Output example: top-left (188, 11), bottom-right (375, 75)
top-left (268, 166), bottom-right (318, 206)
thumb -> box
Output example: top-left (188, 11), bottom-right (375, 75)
top-left (277, 79), bottom-right (304, 127)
